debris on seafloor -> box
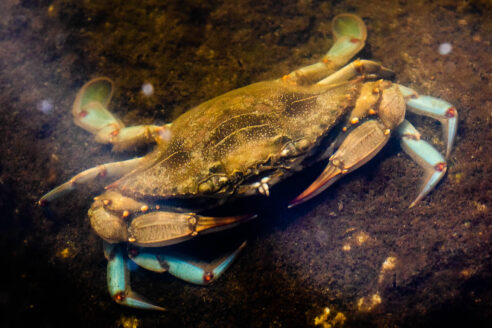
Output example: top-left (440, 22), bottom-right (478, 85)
top-left (357, 293), bottom-right (382, 312)
top-left (314, 306), bottom-right (347, 327)
top-left (117, 315), bottom-right (140, 328)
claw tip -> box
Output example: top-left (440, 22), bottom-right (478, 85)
top-left (409, 197), bottom-right (421, 209)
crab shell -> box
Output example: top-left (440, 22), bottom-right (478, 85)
top-left (110, 79), bottom-right (385, 207)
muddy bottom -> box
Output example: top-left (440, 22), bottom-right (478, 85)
top-left (0, 0), bottom-right (490, 327)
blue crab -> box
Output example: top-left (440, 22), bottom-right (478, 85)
top-left (40, 14), bottom-right (457, 310)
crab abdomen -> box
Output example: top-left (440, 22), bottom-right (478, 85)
top-left (116, 80), bottom-right (357, 200)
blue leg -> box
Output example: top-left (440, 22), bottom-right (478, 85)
top-left (397, 120), bottom-right (447, 208)
top-left (128, 241), bottom-right (247, 285)
top-left (103, 242), bottom-right (165, 310)
top-left (397, 84), bottom-right (458, 158)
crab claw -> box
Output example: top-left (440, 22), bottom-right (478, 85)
top-left (289, 120), bottom-right (390, 208)
top-left (288, 164), bottom-right (342, 208)
top-left (324, 13), bottom-right (367, 66)
top-left (104, 242), bottom-right (165, 311)
top-left (128, 212), bottom-right (256, 247)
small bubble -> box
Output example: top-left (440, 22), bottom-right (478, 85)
top-left (141, 82), bottom-right (154, 96)
top-left (438, 42), bottom-right (452, 55)
top-left (37, 99), bottom-right (53, 114)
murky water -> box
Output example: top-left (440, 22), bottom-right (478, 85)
top-left (1, 0), bottom-right (490, 327)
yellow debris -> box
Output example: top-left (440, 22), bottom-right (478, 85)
top-left (357, 293), bottom-right (382, 312)
top-left (379, 256), bottom-right (397, 283)
top-left (355, 231), bottom-right (369, 245)
top-left (47, 5), bottom-right (56, 17)
top-left (314, 307), bottom-right (330, 325)
top-left (58, 247), bottom-right (70, 259)
top-left (473, 201), bottom-right (487, 213)
top-left (451, 172), bottom-right (462, 184)
top-left (344, 227), bottom-right (356, 234)
top-left (460, 268), bottom-right (476, 278)
top-left (314, 307), bottom-right (347, 327)
top-left (117, 315), bottom-right (140, 328)
top-left (372, 293), bottom-right (382, 305)
top-left (381, 256), bottom-right (397, 271)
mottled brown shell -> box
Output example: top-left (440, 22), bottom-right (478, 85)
top-left (115, 80), bottom-right (359, 200)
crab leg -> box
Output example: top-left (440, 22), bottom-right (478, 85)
top-left (73, 77), bottom-right (170, 151)
top-left (281, 14), bottom-right (367, 85)
top-left (315, 59), bottom-right (395, 86)
top-left (397, 120), bottom-right (448, 208)
top-left (128, 241), bottom-right (247, 285)
top-left (104, 242), bottom-right (165, 310)
top-left (397, 84), bottom-right (458, 158)
top-left (38, 157), bottom-right (144, 205)
top-left (289, 120), bottom-right (390, 207)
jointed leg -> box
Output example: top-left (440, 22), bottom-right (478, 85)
top-left (397, 120), bottom-right (447, 208)
top-left (104, 242), bottom-right (165, 311)
top-left (397, 84), bottom-right (457, 158)
top-left (38, 157), bottom-right (144, 205)
top-left (128, 241), bottom-right (247, 285)
top-left (72, 77), bottom-right (170, 151)
top-left (395, 85), bottom-right (458, 207)
top-left (104, 239), bottom-right (246, 310)
top-left (315, 59), bottom-right (395, 86)
top-left (280, 14), bottom-right (367, 85)
top-left (289, 84), bottom-right (458, 208)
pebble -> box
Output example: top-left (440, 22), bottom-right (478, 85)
top-left (458, 19), bottom-right (467, 26)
